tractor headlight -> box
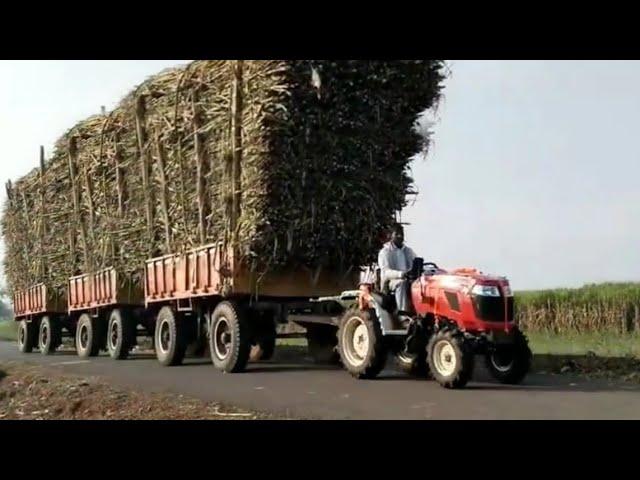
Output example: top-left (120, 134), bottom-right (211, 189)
top-left (471, 284), bottom-right (501, 297)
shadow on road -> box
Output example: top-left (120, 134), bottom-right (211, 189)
top-left (373, 370), bottom-right (640, 393)
top-left (50, 350), bottom-right (79, 356)
top-left (533, 353), bottom-right (640, 372)
top-left (247, 364), bottom-right (341, 373)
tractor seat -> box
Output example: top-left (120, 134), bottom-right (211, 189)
top-left (361, 264), bottom-right (397, 313)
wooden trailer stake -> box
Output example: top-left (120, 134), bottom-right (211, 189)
top-left (135, 94), bottom-right (155, 249)
top-left (155, 134), bottom-right (172, 253)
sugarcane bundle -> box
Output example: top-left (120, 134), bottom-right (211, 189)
top-left (1, 60), bottom-right (446, 294)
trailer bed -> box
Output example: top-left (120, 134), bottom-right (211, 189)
top-left (144, 243), bottom-right (359, 306)
top-left (68, 267), bottom-right (144, 312)
top-left (13, 283), bottom-right (66, 319)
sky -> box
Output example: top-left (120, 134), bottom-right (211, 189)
top-left (1, 60), bottom-right (639, 292)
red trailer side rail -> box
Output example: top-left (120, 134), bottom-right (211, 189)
top-left (68, 267), bottom-right (144, 312)
top-left (144, 243), bottom-right (231, 307)
top-left (13, 283), bottom-right (66, 320)
top-left (145, 242), bottom-right (359, 307)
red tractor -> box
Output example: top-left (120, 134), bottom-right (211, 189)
top-left (335, 258), bottom-right (532, 389)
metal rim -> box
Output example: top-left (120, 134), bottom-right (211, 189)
top-left (490, 349), bottom-right (514, 373)
top-left (79, 322), bottom-right (89, 350)
top-left (109, 319), bottom-right (120, 351)
top-left (341, 316), bottom-right (370, 367)
top-left (213, 317), bottom-right (232, 360)
top-left (40, 322), bottom-right (49, 349)
top-left (18, 323), bottom-right (26, 347)
top-left (432, 339), bottom-right (457, 377)
top-left (158, 319), bottom-right (171, 354)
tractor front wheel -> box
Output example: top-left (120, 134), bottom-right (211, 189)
top-left (427, 328), bottom-right (474, 389)
top-left (485, 329), bottom-right (532, 384)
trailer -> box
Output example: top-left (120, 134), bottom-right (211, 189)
top-left (143, 242), bottom-right (359, 371)
top-left (13, 283), bottom-right (69, 354)
top-left (67, 267), bottom-right (149, 359)
top-left (13, 242), bottom-right (360, 372)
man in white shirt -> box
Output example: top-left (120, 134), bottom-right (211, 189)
top-left (377, 224), bottom-right (417, 315)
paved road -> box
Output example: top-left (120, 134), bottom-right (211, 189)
top-left (1, 340), bottom-right (639, 419)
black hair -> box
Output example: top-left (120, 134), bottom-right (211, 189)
top-left (391, 223), bottom-right (404, 235)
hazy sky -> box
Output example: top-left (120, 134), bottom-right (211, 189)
top-left (1, 60), bottom-right (639, 291)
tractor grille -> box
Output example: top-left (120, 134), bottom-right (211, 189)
top-left (471, 295), bottom-right (514, 323)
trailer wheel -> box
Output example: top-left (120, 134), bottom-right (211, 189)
top-left (39, 316), bottom-right (61, 355)
top-left (107, 309), bottom-right (136, 360)
top-left (18, 320), bottom-right (36, 353)
top-left (155, 306), bottom-right (188, 366)
top-left (76, 314), bottom-right (104, 358)
top-left (209, 301), bottom-right (251, 373)
top-left (427, 328), bottom-right (474, 389)
top-left (485, 329), bottom-right (532, 384)
top-left (306, 324), bottom-right (340, 365)
top-left (337, 308), bottom-right (387, 379)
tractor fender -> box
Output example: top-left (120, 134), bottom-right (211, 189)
top-left (368, 292), bottom-right (403, 336)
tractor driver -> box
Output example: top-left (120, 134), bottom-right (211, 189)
top-left (378, 223), bottom-right (417, 317)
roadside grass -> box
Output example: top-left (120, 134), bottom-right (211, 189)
top-left (526, 331), bottom-right (640, 359)
top-left (0, 321), bottom-right (17, 342)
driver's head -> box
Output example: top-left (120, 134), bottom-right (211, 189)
top-left (390, 223), bottom-right (404, 248)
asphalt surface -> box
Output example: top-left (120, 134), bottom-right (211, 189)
top-left (1, 340), bottom-right (639, 419)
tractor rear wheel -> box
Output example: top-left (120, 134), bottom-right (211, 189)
top-left (485, 329), bottom-right (532, 384)
top-left (427, 328), bottom-right (474, 389)
top-left (18, 320), bottom-right (36, 353)
top-left (337, 308), bottom-right (387, 379)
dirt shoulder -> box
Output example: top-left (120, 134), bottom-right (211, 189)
top-left (0, 361), bottom-right (283, 420)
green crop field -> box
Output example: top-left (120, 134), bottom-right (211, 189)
top-left (515, 282), bottom-right (640, 335)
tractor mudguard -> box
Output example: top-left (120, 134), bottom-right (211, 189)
top-left (368, 292), bottom-right (407, 336)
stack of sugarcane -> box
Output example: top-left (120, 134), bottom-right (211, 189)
top-left (1, 60), bottom-right (446, 295)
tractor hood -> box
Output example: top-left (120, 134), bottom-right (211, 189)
top-left (423, 268), bottom-right (511, 295)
